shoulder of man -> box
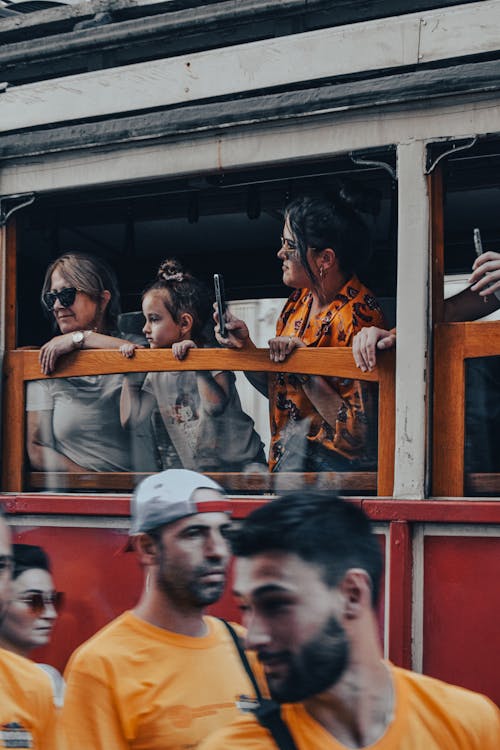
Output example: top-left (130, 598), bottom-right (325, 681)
top-left (395, 666), bottom-right (500, 745)
top-left (64, 611), bottom-right (134, 677)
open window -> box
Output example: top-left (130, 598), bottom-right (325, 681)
top-left (430, 140), bottom-right (500, 497)
top-left (3, 153), bottom-right (397, 496)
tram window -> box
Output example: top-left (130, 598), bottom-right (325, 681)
top-left (434, 145), bottom-right (500, 497)
top-left (464, 357), bottom-right (500, 496)
top-left (10, 158), bottom-right (396, 496)
top-left (15, 160), bottom-right (397, 348)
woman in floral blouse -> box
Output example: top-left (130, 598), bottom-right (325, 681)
top-left (216, 191), bottom-right (385, 472)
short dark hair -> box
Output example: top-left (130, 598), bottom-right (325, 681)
top-left (230, 491), bottom-right (383, 606)
top-left (12, 544), bottom-right (51, 580)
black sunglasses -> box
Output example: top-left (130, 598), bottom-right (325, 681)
top-left (0, 555), bottom-right (13, 573)
top-left (43, 287), bottom-right (78, 311)
top-left (18, 590), bottom-right (65, 615)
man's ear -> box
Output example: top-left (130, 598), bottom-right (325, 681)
top-left (339, 568), bottom-right (373, 620)
top-left (179, 311), bottom-right (194, 336)
top-left (135, 533), bottom-right (160, 566)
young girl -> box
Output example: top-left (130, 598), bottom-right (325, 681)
top-left (120, 259), bottom-right (265, 472)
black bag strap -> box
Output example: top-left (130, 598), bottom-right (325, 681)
top-left (220, 619), bottom-right (299, 750)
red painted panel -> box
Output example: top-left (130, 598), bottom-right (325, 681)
top-left (423, 535), bottom-right (500, 705)
top-left (11, 526), bottom-right (142, 673)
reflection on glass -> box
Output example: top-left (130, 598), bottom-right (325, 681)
top-left (465, 357), bottom-right (500, 495)
top-left (25, 369), bottom-right (379, 494)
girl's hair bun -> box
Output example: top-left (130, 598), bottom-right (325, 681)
top-left (336, 179), bottom-right (381, 218)
top-left (157, 258), bottom-right (186, 283)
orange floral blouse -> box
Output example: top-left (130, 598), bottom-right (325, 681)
top-left (268, 276), bottom-right (385, 472)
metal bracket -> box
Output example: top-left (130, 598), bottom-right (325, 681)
top-left (425, 137), bottom-right (477, 175)
top-left (349, 150), bottom-right (397, 181)
top-left (0, 193), bottom-right (35, 227)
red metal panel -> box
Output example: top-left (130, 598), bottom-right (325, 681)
top-left (11, 526), bottom-right (142, 673)
top-left (388, 522), bottom-right (412, 668)
top-left (423, 535), bottom-right (500, 705)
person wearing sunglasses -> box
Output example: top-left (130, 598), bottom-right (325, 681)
top-left (25, 251), bottom-right (142, 474)
top-left (0, 543), bottom-right (66, 707)
top-left (0, 517), bottom-right (61, 746)
top-left (215, 188), bottom-right (385, 473)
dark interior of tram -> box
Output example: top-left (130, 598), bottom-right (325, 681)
top-left (15, 141), bottom-right (500, 347)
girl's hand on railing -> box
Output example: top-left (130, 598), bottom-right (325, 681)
top-left (268, 335), bottom-right (305, 363)
top-left (172, 340), bottom-right (196, 360)
top-left (119, 342), bottom-right (138, 359)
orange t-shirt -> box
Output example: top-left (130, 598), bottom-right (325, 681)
top-left (268, 276), bottom-right (385, 471)
top-left (62, 611), bottom-right (257, 750)
top-left (0, 647), bottom-right (62, 750)
top-left (198, 665), bottom-right (500, 750)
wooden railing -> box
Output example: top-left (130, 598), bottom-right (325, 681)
top-left (2, 347), bottom-right (395, 496)
top-left (433, 321), bottom-right (500, 496)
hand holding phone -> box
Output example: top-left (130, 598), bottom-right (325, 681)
top-left (214, 273), bottom-right (227, 338)
top-left (472, 228), bottom-right (500, 302)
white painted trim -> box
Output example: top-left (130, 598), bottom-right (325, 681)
top-left (7, 515), bottom-right (131, 528)
top-left (2, 95), bottom-right (500, 196)
top-left (382, 529), bottom-right (390, 659)
top-left (412, 524), bottom-right (424, 672)
top-left (419, 523), bottom-right (500, 537)
top-left (393, 141), bottom-right (429, 499)
top-left (0, 1), bottom-right (498, 133)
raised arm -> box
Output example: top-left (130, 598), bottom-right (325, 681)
top-left (173, 340), bottom-right (231, 416)
top-left (120, 375), bottom-right (155, 428)
top-left (214, 306), bottom-right (269, 397)
top-left (39, 331), bottom-right (144, 375)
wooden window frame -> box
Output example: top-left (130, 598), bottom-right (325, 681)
top-left (2, 347), bottom-right (395, 496)
top-left (430, 165), bottom-right (500, 496)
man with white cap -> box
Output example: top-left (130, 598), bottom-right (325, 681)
top-left (61, 469), bottom-right (258, 750)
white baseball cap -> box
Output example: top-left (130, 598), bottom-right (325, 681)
top-left (129, 469), bottom-right (229, 535)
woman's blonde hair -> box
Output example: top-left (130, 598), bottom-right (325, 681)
top-left (41, 252), bottom-right (121, 332)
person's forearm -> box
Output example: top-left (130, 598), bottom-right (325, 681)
top-left (300, 375), bottom-right (343, 426)
top-left (196, 373), bottom-right (229, 415)
top-left (81, 331), bottom-right (131, 349)
top-left (120, 379), bottom-right (151, 426)
top-left (444, 286), bottom-right (500, 322)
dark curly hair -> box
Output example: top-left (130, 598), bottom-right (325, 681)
top-left (285, 185), bottom-right (378, 285)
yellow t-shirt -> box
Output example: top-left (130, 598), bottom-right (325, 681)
top-left (198, 665), bottom-right (500, 750)
top-left (0, 647), bottom-right (61, 750)
top-left (61, 611), bottom-right (257, 750)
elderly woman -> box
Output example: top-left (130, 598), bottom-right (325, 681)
top-left (216, 192), bottom-right (385, 472)
top-left (26, 252), bottom-right (135, 472)
top-left (0, 544), bottom-right (65, 706)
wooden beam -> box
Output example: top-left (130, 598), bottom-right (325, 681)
top-left (1, 1), bottom-right (498, 134)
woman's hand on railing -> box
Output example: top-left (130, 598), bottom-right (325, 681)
top-left (39, 334), bottom-right (79, 375)
top-left (268, 335), bottom-right (305, 363)
top-left (353, 327), bottom-right (396, 372)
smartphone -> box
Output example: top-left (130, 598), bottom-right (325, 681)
top-left (214, 273), bottom-right (227, 338)
top-left (473, 227), bottom-right (483, 258)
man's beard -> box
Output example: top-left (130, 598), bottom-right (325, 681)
top-left (157, 561), bottom-right (226, 609)
top-left (259, 615), bottom-right (349, 703)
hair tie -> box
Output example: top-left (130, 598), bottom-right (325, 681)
top-left (162, 272), bottom-right (184, 282)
